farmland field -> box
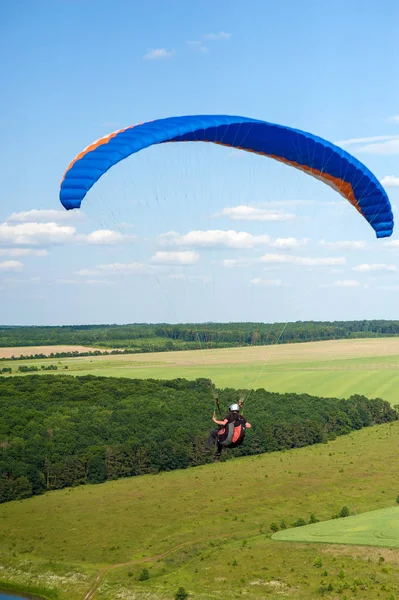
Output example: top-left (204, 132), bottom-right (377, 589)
top-left (2, 337), bottom-right (399, 403)
top-left (0, 345), bottom-right (105, 358)
top-left (273, 506), bottom-right (399, 548)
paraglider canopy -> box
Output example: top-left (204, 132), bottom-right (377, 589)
top-left (60, 115), bottom-right (394, 238)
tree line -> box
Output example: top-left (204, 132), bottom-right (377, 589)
top-left (1, 319), bottom-right (399, 350)
top-left (0, 375), bottom-right (397, 503)
top-left (0, 364), bottom-right (61, 372)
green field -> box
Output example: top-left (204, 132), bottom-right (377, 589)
top-left (273, 506), bottom-right (399, 548)
top-left (1, 420), bottom-right (399, 599)
top-left (3, 338), bottom-right (399, 403)
top-left (2, 338), bottom-right (399, 599)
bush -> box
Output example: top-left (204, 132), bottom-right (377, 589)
top-left (270, 522), bottom-right (279, 533)
top-left (175, 587), bottom-right (189, 599)
top-left (309, 513), bottom-right (319, 524)
top-left (292, 518), bottom-right (306, 527)
top-left (339, 506), bottom-right (350, 518)
top-left (313, 556), bottom-right (323, 568)
top-left (279, 519), bottom-right (287, 529)
top-left (139, 568), bottom-right (149, 581)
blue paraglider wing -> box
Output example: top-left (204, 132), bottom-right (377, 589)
top-left (60, 115), bottom-right (394, 238)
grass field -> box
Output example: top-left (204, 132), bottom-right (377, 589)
top-left (3, 338), bottom-right (399, 403)
top-left (1, 420), bottom-right (399, 599)
top-left (272, 506), bottom-right (399, 548)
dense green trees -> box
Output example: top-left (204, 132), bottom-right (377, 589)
top-left (1, 320), bottom-right (399, 352)
top-left (0, 375), bottom-right (397, 503)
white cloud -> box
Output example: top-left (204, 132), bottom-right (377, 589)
top-left (0, 221), bottom-right (133, 248)
top-left (160, 230), bottom-right (306, 250)
top-left (0, 222), bottom-right (76, 246)
top-left (160, 230), bottom-right (267, 249)
top-left (204, 31), bottom-right (231, 40)
top-left (222, 258), bottom-right (252, 268)
top-left (250, 278), bottom-right (283, 287)
top-left (271, 237), bottom-right (308, 249)
top-left (78, 262), bottom-right (155, 277)
top-left (151, 251), bottom-right (200, 265)
top-left (336, 135), bottom-right (398, 146)
top-left (0, 248), bottom-right (48, 257)
top-left (381, 175), bottom-right (399, 188)
top-left (358, 138), bottom-right (399, 155)
top-left (390, 115), bottom-right (399, 123)
top-left (83, 230), bottom-right (135, 245)
top-left (219, 205), bottom-right (295, 221)
top-left (7, 209), bottom-right (83, 223)
top-left (318, 240), bottom-right (366, 250)
top-left (320, 280), bottom-right (361, 288)
top-left (222, 253), bottom-right (344, 268)
top-left (259, 253), bottom-right (346, 266)
top-left (0, 260), bottom-right (23, 271)
top-left (186, 40), bottom-right (208, 53)
top-left (335, 134), bottom-right (399, 155)
top-left (144, 48), bottom-right (175, 60)
top-left (384, 240), bottom-right (399, 248)
top-left (353, 263), bottom-right (396, 273)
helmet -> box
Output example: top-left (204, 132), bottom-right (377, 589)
top-left (229, 403), bottom-right (240, 412)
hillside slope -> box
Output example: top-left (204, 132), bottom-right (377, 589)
top-left (1, 420), bottom-right (399, 599)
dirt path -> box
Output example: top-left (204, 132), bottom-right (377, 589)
top-left (82, 540), bottom-right (196, 600)
top-left (82, 529), bottom-right (260, 599)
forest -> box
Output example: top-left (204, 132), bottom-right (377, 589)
top-left (0, 374), bottom-right (396, 504)
top-left (1, 320), bottom-right (399, 352)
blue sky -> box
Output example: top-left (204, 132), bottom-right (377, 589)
top-left (1, 0), bottom-right (398, 326)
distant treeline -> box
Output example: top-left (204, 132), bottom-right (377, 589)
top-left (0, 364), bottom-right (62, 373)
top-left (0, 375), bottom-right (396, 503)
top-left (1, 320), bottom-right (399, 353)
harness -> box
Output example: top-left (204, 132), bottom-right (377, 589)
top-left (217, 413), bottom-right (246, 448)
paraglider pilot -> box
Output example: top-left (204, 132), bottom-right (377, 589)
top-left (206, 401), bottom-right (251, 460)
